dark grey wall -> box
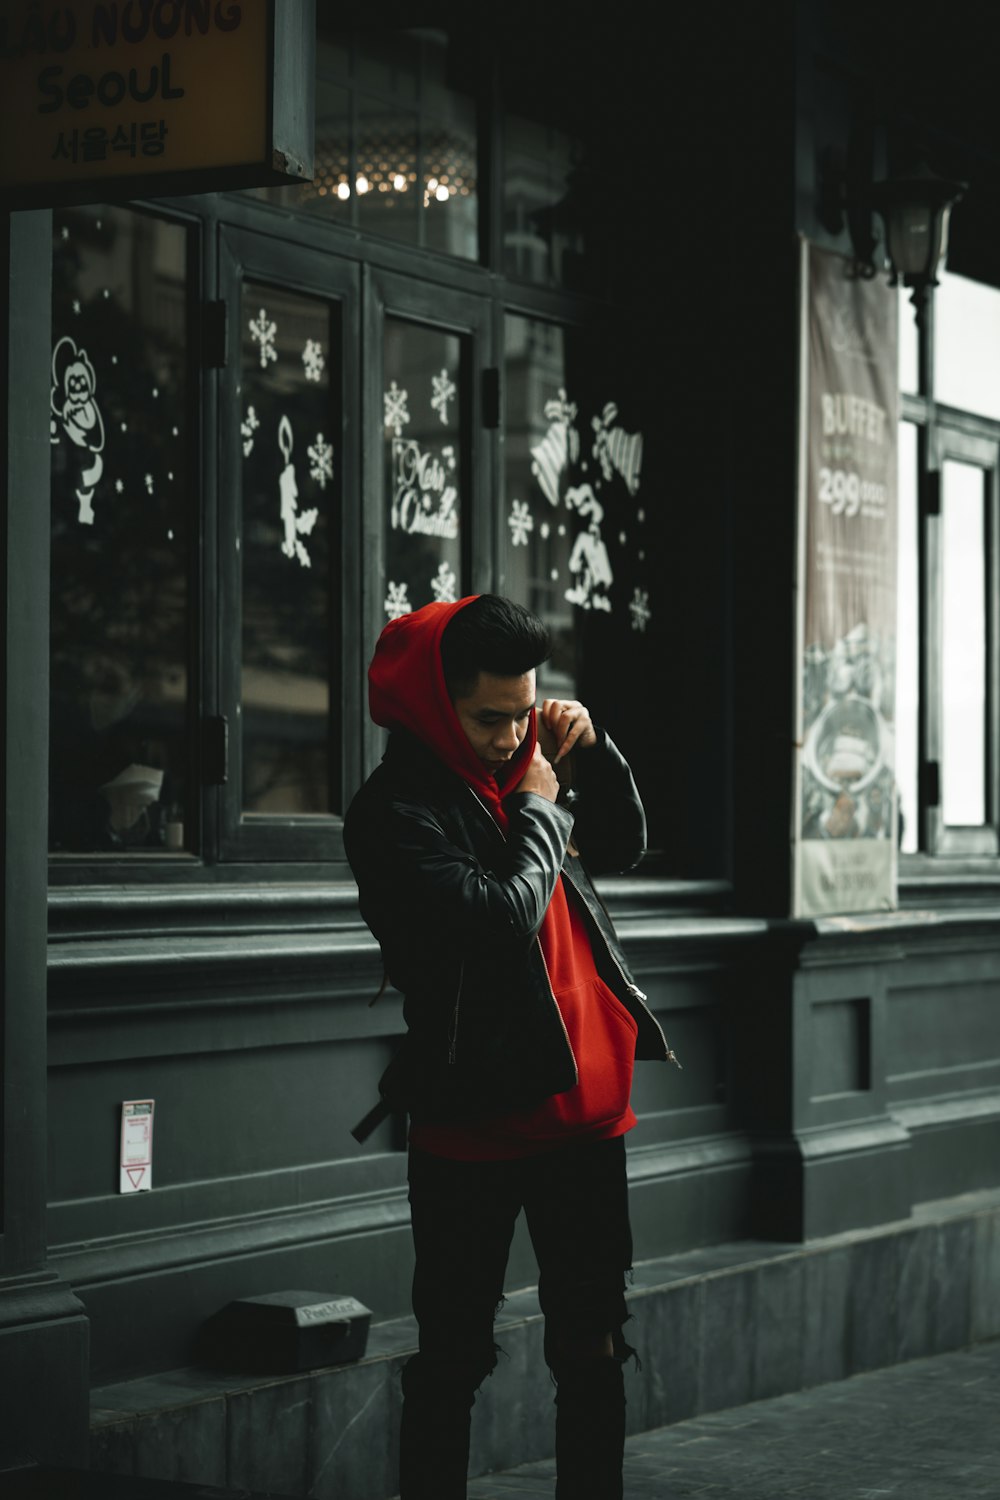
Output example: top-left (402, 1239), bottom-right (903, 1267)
top-left (0, 209), bottom-right (90, 1468)
top-left (45, 879), bottom-right (1000, 1383)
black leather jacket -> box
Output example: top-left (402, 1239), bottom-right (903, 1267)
top-left (344, 726), bottom-right (674, 1130)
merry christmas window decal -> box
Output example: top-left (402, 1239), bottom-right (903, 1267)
top-left (49, 205), bottom-right (190, 855)
top-left (382, 318), bottom-right (463, 620)
top-left (240, 281), bottom-right (339, 817)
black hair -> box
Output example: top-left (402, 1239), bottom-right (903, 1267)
top-left (441, 595), bottom-right (551, 700)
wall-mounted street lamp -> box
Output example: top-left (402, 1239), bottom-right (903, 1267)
top-left (870, 162), bottom-right (967, 329)
top-left (818, 145), bottom-right (967, 330)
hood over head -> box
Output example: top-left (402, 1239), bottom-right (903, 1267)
top-left (367, 595), bottom-right (537, 822)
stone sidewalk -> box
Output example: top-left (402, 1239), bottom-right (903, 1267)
top-left (7, 1339), bottom-right (997, 1498)
top-left (464, 1338), bottom-right (1000, 1499)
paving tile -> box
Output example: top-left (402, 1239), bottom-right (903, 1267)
top-left (468, 1338), bottom-right (1000, 1500)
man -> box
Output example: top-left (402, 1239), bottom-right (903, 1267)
top-left (345, 594), bottom-right (677, 1500)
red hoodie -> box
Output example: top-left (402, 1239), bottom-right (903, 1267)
top-left (368, 596), bottom-right (637, 1160)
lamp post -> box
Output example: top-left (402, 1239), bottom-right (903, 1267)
top-left (871, 162), bottom-right (967, 329)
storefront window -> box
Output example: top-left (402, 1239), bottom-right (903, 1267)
top-left (935, 271), bottom-right (1000, 420)
top-left (382, 318), bottom-right (464, 617)
top-left (49, 206), bottom-right (190, 855)
top-left (895, 422), bottom-right (919, 853)
top-left (504, 116), bottom-right (586, 289)
top-left (501, 314), bottom-right (650, 694)
top-left (258, 31), bottom-right (478, 263)
top-left (898, 269), bottom-right (1000, 860)
top-left (898, 289), bottom-right (919, 394)
top-left (940, 459), bottom-right (988, 827)
top-left (240, 282), bottom-right (339, 816)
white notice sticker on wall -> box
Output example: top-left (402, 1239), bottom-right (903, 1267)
top-left (120, 1099), bottom-right (154, 1194)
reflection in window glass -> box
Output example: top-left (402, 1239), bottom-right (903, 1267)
top-left (241, 283), bottom-right (339, 816)
top-left (502, 315), bottom-right (649, 695)
top-left (421, 110), bottom-right (478, 259)
top-left (49, 206), bottom-right (190, 854)
top-left (935, 272), bottom-right (1000, 420)
top-left (941, 460), bottom-right (987, 825)
top-left (504, 115), bottom-right (585, 288)
top-left (898, 290), bottom-right (919, 395)
top-left (354, 92), bottom-right (421, 245)
top-left (383, 319), bottom-right (463, 617)
top-left (255, 32), bottom-right (478, 261)
top-left (286, 74), bottom-right (353, 220)
top-left (895, 423), bottom-right (919, 851)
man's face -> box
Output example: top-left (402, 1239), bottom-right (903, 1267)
top-left (453, 669), bottom-right (535, 772)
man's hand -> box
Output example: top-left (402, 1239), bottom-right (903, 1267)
top-left (515, 741), bottom-right (561, 802)
top-left (537, 699), bottom-right (597, 765)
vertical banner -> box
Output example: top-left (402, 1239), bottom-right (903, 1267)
top-left (794, 243), bottom-right (899, 916)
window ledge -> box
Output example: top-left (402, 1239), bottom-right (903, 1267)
top-left (48, 873), bottom-right (734, 945)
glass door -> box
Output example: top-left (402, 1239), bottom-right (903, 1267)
top-left (218, 228), bottom-right (361, 861)
top-left (361, 267), bottom-right (492, 771)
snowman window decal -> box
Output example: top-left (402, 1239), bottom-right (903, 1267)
top-left (51, 336), bottom-right (105, 525)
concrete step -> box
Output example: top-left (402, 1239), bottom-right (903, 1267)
top-left (86, 1188), bottom-right (1000, 1499)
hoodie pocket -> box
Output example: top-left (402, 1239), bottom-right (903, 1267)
top-left (541, 977), bottom-right (638, 1131)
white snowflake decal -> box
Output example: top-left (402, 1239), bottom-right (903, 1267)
top-left (241, 404), bottom-right (260, 457)
top-left (144, 473), bottom-right (154, 494)
top-left (302, 339), bottom-right (325, 382)
top-left (307, 432), bottom-right (334, 490)
top-left (430, 561), bottom-right (458, 603)
top-left (384, 580), bottom-right (412, 619)
top-left (115, 479), bottom-right (124, 494)
top-left (249, 307), bottom-right (278, 369)
top-left (629, 588), bottom-right (652, 633)
top-left (72, 299), bottom-right (81, 315)
top-left (431, 368), bottom-right (456, 425)
top-left (508, 499), bottom-right (534, 547)
top-left (384, 380), bottom-right (410, 438)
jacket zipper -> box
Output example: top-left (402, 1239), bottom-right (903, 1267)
top-left (446, 960), bottom-right (464, 1068)
top-left (569, 866), bottom-right (683, 1070)
top-left (459, 784), bottom-right (679, 1069)
top-left (536, 936), bottom-right (579, 1081)
top-left (465, 784), bottom-right (506, 834)
top-left (448, 787), bottom-right (502, 1065)
top-left (606, 949), bottom-right (682, 1069)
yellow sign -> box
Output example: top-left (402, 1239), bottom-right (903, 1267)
top-left (0, 3), bottom-right (306, 200)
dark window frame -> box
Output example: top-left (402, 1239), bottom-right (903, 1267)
top-left (898, 287), bottom-right (1000, 880)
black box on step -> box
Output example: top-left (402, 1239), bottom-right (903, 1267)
top-left (202, 1290), bottom-right (372, 1374)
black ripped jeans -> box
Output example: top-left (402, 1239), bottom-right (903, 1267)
top-left (400, 1134), bottom-right (635, 1500)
